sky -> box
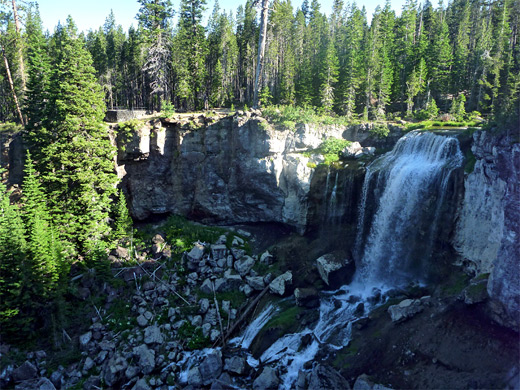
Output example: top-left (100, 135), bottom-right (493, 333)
top-left (38, 0), bottom-right (407, 34)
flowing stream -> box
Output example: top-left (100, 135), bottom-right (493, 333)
top-left (233, 131), bottom-right (464, 389)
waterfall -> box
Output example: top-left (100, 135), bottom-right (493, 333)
top-left (229, 303), bottom-right (279, 350)
top-left (229, 131), bottom-right (464, 390)
top-left (355, 131), bottom-right (463, 286)
top-left (327, 172), bottom-right (339, 221)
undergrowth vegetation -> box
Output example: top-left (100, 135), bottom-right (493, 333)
top-left (404, 119), bottom-right (483, 132)
top-left (262, 105), bottom-right (355, 130)
top-left (304, 137), bottom-right (352, 165)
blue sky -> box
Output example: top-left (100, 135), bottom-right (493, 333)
top-left (39, 0), bottom-right (407, 34)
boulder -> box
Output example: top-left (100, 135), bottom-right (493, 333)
top-left (137, 314), bottom-right (149, 327)
top-left (103, 354), bottom-right (128, 387)
top-left (83, 357), bottom-right (94, 372)
top-left (152, 233), bottom-right (165, 244)
top-left (144, 325), bottom-right (164, 345)
top-left (12, 361), bottom-right (38, 382)
top-left (198, 298), bottom-right (210, 314)
top-left (224, 356), bottom-right (246, 375)
top-left (215, 274), bottom-right (243, 292)
top-left (308, 364), bottom-right (351, 390)
top-left (187, 367), bottom-right (202, 387)
top-left (132, 378), bottom-right (152, 390)
top-left (211, 244), bottom-right (228, 260)
top-left (316, 254), bottom-right (355, 289)
top-left (246, 276), bottom-right (265, 291)
top-left (133, 345), bottom-right (155, 374)
top-left (260, 251), bottom-right (274, 265)
top-left (234, 256), bottom-right (255, 277)
top-left (0, 364), bottom-right (13, 388)
top-left (125, 366), bottom-right (140, 380)
top-left (37, 378), bottom-right (57, 390)
top-left (211, 372), bottom-right (236, 390)
top-left (269, 271), bottom-right (293, 296)
top-left (112, 246), bottom-right (129, 259)
top-left (461, 279), bottom-right (489, 305)
top-left (342, 142), bottom-right (363, 158)
top-left (199, 352), bottom-right (223, 386)
top-left (79, 331), bottom-right (92, 348)
top-left (387, 299), bottom-right (423, 323)
top-left (253, 367), bottom-right (279, 390)
top-left (201, 278), bottom-right (214, 294)
top-left (294, 287), bottom-right (320, 308)
top-left (187, 243), bottom-right (205, 262)
top-left (353, 374), bottom-right (392, 390)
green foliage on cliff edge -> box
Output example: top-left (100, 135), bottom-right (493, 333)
top-left (262, 105), bottom-right (354, 130)
top-left (303, 137), bottom-right (353, 165)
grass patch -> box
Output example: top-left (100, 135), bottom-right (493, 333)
top-left (404, 119), bottom-right (482, 132)
top-left (103, 299), bottom-right (136, 332)
top-left (197, 289), bottom-right (247, 308)
top-left (135, 215), bottom-right (230, 256)
top-left (464, 148), bottom-right (476, 174)
top-left (265, 305), bottom-right (303, 330)
top-left (178, 321), bottom-right (210, 350)
top-left (475, 272), bottom-right (490, 281)
top-left (441, 271), bottom-right (470, 297)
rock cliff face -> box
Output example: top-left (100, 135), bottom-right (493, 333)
top-left (117, 113), bottom-right (389, 233)
top-left (453, 130), bottom-right (520, 330)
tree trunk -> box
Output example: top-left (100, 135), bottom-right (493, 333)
top-left (11, 0), bottom-right (26, 93)
top-left (253, 0), bottom-right (269, 108)
top-left (1, 44), bottom-right (25, 126)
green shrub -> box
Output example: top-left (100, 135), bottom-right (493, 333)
top-left (178, 321), bottom-right (210, 350)
top-left (118, 119), bottom-right (143, 139)
top-left (370, 122), bottom-right (390, 138)
top-left (162, 215), bottom-right (227, 255)
top-left (261, 105), bottom-right (352, 129)
top-left (160, 99), bottom-right (176, 118)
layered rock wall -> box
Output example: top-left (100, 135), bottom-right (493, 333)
top-left (117, 113), bottom-right (385, 233)
top-left (453, 130), bottom-right (520, 329)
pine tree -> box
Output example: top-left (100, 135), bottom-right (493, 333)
top-left (22, 152), bottom-right (63, 295)
top-left (137, 0), bottom-right (173, 110)
top-left (319, 38), bottom-right (339, 112)
top-left (113, 189), bottom-right (133, 242)
top-left (41, 18), bottom-right (118, 253)
top-left (406, 58), bottom-right (427, 116)
top-left (175, 0), bottom-right (208, 110)
top-left (23, 4), bottom-right (51, 163)
top-left (0, 176), bottom-right (26, 334)
top-left (429, 4), bottom-right (453, 106)
top-left (337, 3), bottom-right (366, 118)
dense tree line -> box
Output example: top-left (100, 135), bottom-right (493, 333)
top-left (1, 0), bottom-right (518, 121)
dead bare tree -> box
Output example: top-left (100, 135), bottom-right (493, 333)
top-left (10, 0), bottom-right (26, 92)
top-left (1, 43), bottom-right (25, 125)
top-left (252, 0), bottom-right (269, 109)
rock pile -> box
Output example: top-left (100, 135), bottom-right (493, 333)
top-left (1, 230), bottom-right (294, 390)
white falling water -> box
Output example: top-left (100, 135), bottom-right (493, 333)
top-left (355, 131), bottom-right (463, 285)
top-left (229, 303), bottom-right (279, 350)
top-left (328, 172), bottom-right (339, 221)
